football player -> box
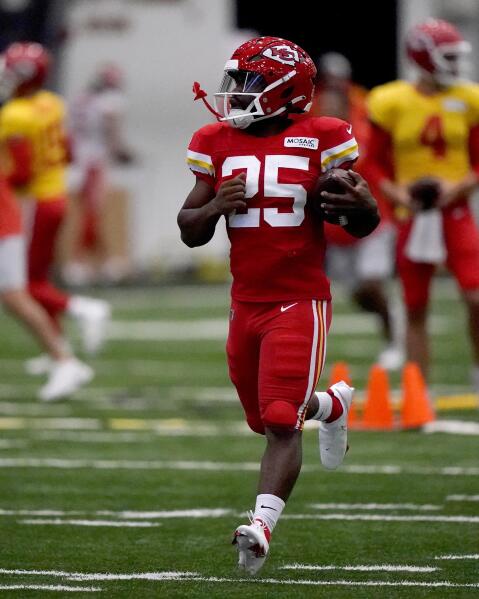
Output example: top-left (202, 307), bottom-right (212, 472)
top-left (178, 37), bottom-right (379, 574)
top-left (0, 42), bottom-right (111, 370)
top-left (367, 19), bottom-right (479, 388)
top-left (312, 53), bottom-right (404, 371)
top-left (0, 167), bottom-right (93, 400)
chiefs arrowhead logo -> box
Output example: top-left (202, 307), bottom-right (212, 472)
top-left (262, 45), bottom-right (300, 66)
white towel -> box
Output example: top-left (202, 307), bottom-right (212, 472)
top-left (404, 209), bottom-right (446, 264)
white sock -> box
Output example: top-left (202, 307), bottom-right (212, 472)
top-left (253, 494), bottom-right (285, 533)
top-left (310, 391), bottom-right (333, 421)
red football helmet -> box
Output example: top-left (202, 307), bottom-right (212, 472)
top-left (0, 42), bottom-right (51, 99)
top-left (406, 19), bottom-right (470, 85)
top-left (193, 37), bottom-right (315, 129)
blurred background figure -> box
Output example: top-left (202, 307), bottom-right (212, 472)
top-left (61, 63), bottom-right (133, 287)
top-left (367, 18), bottom-right (479, 389)
top-left (311, 52), bottom-right (404, 370)
top-left (0, 41), bottom-right (111, 373)
top-left (0, 144), bottom-right (93, 400)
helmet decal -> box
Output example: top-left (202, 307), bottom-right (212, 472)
top-left (262, 45), bottom-right (300, 66)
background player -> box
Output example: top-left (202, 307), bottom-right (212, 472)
top-left (179, 37), bottom-right (379, 575)
top-left (62, 63), bottom-right (133, 286)
top-left (367, 19), bottom-right (479, 389)
top-left (0, 164), bottom-right (92, 400)
top-left (312, 53), bottom-right (404, 370)
top-left (0, 42), bottom-right (111, 374)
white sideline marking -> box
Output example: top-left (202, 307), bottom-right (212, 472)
top-left (0, 569), bottom-right (477, 589)
top-left (447, 495), bottom-right (479, 502)
top-left (108, 314), bottom-right (453, 340)
top-left (282, 514), bottom-right (479, 523)
top-left (281, 564), bottom-right (438, 572)
top-left (0, 568), bottom-right (198, 581)
top-left (309, 503), bottom-right (442, 511)
top-left (0, 458), bottom-right (479, 477)
top-left (434, 554), bottom-right (479, 560)
top-left (0, 584), bottom-right (100, 592)
top-left (20, 519), bottom-right (161, 528)
top-left (0, 418), bottom-right (100, 430)
top-left (424, 420), bottom-right (479, 435)
top-left (0, 508), bottom-right (232, 519)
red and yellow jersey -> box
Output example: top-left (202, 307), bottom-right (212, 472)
top-left (368, 80), bottom-right (479, 185)
top-left (0, 90), bottom-right (68, 201)
top-left (187, 116), bottom-right (359, 302)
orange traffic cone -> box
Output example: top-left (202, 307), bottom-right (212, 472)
top-left (327, 362), bottom-right (359, 427)
top-left (362, 364), bottom-right (394, 430)
top-left (400, 362), bottom-right (435, 429)
top-left (328, 361), bottom-right (351, 386)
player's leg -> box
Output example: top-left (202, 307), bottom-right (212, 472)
top-left (444, 206), bottom-right (479, 391)
top-left (27, 198), bottom-right (111, 355)
top-left (354, 223), bottom-right (404, 370)
top-left (0, 235), bottom-right (93, 400)
top-left (397, 223), bottom-right (435, 378)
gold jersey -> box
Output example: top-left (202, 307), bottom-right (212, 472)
top-left (0, 90), bottom-right (68, 200)
top-left (368, 80), bottom-right (479, 185)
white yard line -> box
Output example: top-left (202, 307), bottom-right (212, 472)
top-left (0, 584), bottom-right (100, 592)
top-left (282, 514), bottom-right (479, 523)
top-left (20, 519), bottom-right (161, 527)
top-left (0, 458), bottom-right (479, 477)
top-left (281, 564), bottom-right (438, 572)
top-left (309, 503), bottom-right (442, 511)
top-left (0, 508), bottom-right (231, 519)
top-left (424, 421), bottom-right (479, 435)
top-left (0, 568), bottom-right (477, 589)
top-left (434, 554), bottom-right (479, 560)
top-left (446, 495), bottom-right (479, 502)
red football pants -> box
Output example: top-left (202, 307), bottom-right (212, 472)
top-left (227, 299), bottom-right (331, 435)
top-left (26, 198), bottom-right (70, 327)
top-left (397, 203), bottom-right (479, 310)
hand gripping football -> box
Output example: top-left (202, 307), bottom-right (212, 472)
top-left (310, 168), bottom-right (356, 225)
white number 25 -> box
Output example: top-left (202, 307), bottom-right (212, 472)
top-left (223, 154), bottom-right (309, 228)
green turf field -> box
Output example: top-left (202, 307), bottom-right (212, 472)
top-left (0, 279), bottom-right (478, 597)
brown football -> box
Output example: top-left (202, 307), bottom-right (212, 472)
top-left (310, 168), bottom-right (355, 223)
top-left (408, 177), bottom-right (441, 211)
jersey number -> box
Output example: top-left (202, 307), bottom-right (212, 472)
top-left (223, 155), bottom-right (309, 228)
top-left (420, 115), bottom-right (446, 158)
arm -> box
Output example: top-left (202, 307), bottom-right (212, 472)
top-left (4, 135), bottom-right (33, 186)
top-left (438, 123), bottom-right (479, 207)
top-left (177, 174), bottom-right (247, 247)
top-left (366, 122), bottom-right (410, 208)
top-left (320, 170), bottom-right (380, 238)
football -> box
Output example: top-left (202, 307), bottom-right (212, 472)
top-left (310, 168), bottom-right (356, 224)
top-left (408, 177), bottom-right (441, 211)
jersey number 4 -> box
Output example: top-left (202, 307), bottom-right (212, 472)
top-left (223, 155), bottom-right (309, 228)
top-left (420, 115), bottom-right (447, 158)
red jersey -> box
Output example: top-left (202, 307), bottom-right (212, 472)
top-left (187, 116), bottom-right (359, 302)
top-left (0, 172), bottom-right (21, 238)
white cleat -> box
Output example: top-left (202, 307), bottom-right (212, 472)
top-left (25, 354), bottom-right (52, 376)
top-left (319, 380), bottom-right (354, 470)
top-left (377, 344), bottom-right (405, 371)
top-left (233, 518), bottom-right (270, 576)
top-left (38, 358), bottom-right (94, 401)
top-left (76, 299), bottom-right (111, 355)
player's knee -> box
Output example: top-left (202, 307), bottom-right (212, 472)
top-left (262, 400), bottom-right (297, 429)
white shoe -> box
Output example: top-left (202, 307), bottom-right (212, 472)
top-left (319, 381), bottom-right (354, 470)
top-left (233, 517), bottom-right (270, 575)
top-left (38, 358), bottom-right (94, 401)
top-left (25, 354), bottom-right (52, 376)
top-left (377, 344), bottom-right (405, 371)
top-left (69, 297), bottom-right (111, 354)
